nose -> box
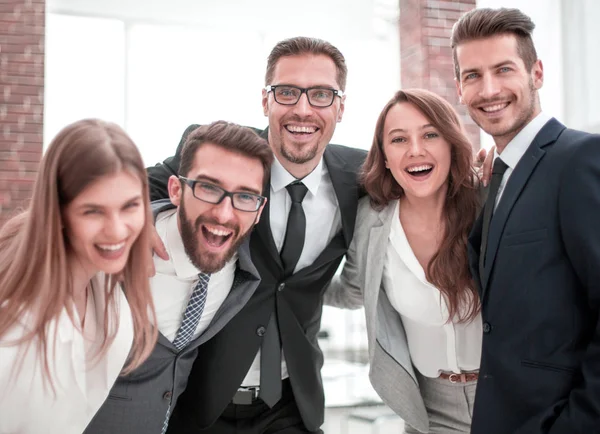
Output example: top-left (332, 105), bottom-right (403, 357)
top-left (407, 137), bottom-right (426, 157)
top-left (105, 214), bottom-right (128, 240)
top-left (479, 73), bottom-right (501, 99)
top-left (211, 196), bottom-right (236, 223)
top-left (292, 92), bottom-right (312, 117)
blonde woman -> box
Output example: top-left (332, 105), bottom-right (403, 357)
top-left (0, 119), bottom-right (157, 434)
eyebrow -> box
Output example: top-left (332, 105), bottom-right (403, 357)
top-left (387, 124), bottom-right (435, 135)
top-left (78, 194), bottom-right (142, 209)
top-left (274, 83), bottom-right (337, 89)
top-left (192, 175), bottom-right (262, 196)
top-left (461, 60), bottom-right (518, 77)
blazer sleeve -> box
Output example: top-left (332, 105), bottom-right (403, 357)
top-left (323, 199), bottom-right (371, 310)
top-left (522, 134), bottom-right (600, 434)
top-left (146, 124), bottom-right (201, 201)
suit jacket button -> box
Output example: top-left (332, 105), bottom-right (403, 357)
top-left (278, 283), bottom-right (285, 291)
top-left (163, 391), bottom-right (172, 401)
top-left (483, 322), bottom-right (492, 334)
top-left (257, 326), bottom-right (266, 337)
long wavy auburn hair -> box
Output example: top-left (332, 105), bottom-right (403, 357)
top-left (362, 89), bottom-right (480, 322)
top-left (0, 119), bottom-right (157, 382)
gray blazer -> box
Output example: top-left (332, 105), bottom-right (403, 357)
top-left (325, 197), bottom-right (428, 433)
top-left (84, 201), bottom-right (262, 434)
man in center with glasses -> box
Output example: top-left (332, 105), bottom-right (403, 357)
top-left (85, 121), bottom-right (273, 434)
top-left (147, 37), bottom-right (366, 433)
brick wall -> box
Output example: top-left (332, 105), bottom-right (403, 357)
top-left (399, 0), bottom-right (480, 148)
top-left (0, 0), bottom-right (45, 225)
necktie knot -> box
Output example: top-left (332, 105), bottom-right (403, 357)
top-left (286, 182), bottom-right (308, 203)
top-left (492, 157), bottom-right (509, 175)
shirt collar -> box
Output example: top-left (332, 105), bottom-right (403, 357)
top-left (494, 112), bottom-right (552, 169)
top-left (164, 208), bottom-right (238, 279)
top-left (270, 155), bottom-right (324, 197)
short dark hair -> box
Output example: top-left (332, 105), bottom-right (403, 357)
top-left (451, 8), bottom-right (538, 80)
top-left (179, 121), bottom-right (273, 191)
top-left (265, 36), bottom-right (348, 91)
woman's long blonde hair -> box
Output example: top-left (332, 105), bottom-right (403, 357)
top-left (0, 119), bottom-right (157, 379)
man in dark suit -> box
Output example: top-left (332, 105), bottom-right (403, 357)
top-left (452, 8), bottom-right (600, 433)
top-left (86, 122), bottom-right (271, 433)
top-left (147, 37), bottom-right (366, 433)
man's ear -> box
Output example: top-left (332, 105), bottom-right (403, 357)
top-left (254, 198), bottom-right (267, 225)
top-left (168, 175), bottom-right (182, 206)
top-left (455, 78), bottom-right (463, 103)
top-left (532, 59), bottom-right (544, 90)
top-left (337, 94), bottom-right (346, 123)
top-left (262, 88), bottom-right (269, 117)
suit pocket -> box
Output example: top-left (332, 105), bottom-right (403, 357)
top-left (107, 380), bottom-right (132, 401)
top-left (504, 228), bottom-right (547, 247)
top-left (521, 359), bottom-right (577, 374)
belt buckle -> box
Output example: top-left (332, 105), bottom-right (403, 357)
top-left (232, 387), bottom-right (259, 405)
top-left (448, 373), bottom-right (459, 383)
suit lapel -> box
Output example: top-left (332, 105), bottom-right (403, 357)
top-left (324, 147), bottom-right (360, 248)
top-left (481, 118), bottom-right (565, 293)
top-left (253, 187), bottom-right (283, 269)
top-left (364, 203), bottom-right (396, 344)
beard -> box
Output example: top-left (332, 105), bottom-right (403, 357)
top-left (471, 78), bottom-right (538, 140)
top-left (280, 137), bottom-right (319, 165)
top-left (178, 195), bottom-right (253, 274)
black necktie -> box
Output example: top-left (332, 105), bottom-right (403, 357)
top-left (479, 157), bottom-right (509, 278)
top-left (259, 181), bottom-right (308, 407)
top-left (280, 182), bottom-right (309, 275)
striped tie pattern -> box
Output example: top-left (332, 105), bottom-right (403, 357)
top-left (161, 272), bottom-right (211, 433)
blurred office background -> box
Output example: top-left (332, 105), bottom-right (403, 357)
top-left (1, 0), bottom-right (599, 432)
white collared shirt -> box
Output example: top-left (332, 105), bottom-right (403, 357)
top-left (493, 112), bottom-right (552, 209)
top-left (152, 209), bottom-right (237, 342)
top-left (382, 202), bottom-right (482, 378)
top-left (0, 274), bottom-right (134, 434)
top-left (241, 155), bottom-right (341, 386)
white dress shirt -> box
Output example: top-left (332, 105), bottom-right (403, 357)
top-left (493, 112), bottom-right (552, 209)
top-left (152, 209), bottom-right (237, 342)
top-left (241, 156), bottom-right (341, 386)
top-left (0, 275), bottom-right (134, 434)
top-left (382, 202), bottom-right (482, 378)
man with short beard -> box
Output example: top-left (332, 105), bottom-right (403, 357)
top-left (84, 121), bottom-right (273, 434)
top-left (453, 7), bottom-right (600, 434)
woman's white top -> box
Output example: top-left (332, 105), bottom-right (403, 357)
top-left (0, 274), bottom-right (134, 434)
top-left (382, 201), bottom-right (482, 378)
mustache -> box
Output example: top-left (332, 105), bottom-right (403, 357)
top-left (282, 114), bottom-right (322, 126)
top-left (194, 216), bottom-right (238, 233)
top-left (471, 96), bottom-right (510, 107)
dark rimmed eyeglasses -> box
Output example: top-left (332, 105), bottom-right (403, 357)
top-left (265, 84), bottom-right (344, 108)
top-left (179, 177), bottom-right (266, 212)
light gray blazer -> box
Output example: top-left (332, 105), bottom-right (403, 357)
top-left (325, 196), bottom-right (428, 433)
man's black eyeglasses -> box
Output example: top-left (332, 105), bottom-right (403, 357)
top-left (179, 177), bottom-right (266, 212)
top-left (265, 85), bottom-right (344, 108)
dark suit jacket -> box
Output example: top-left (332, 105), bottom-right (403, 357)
top-left (468, 118), bottom-right (600, 434)
top-left (84, 201), bottom-right (261, 434)
top-left (146, 125), bottom-right (367, 432)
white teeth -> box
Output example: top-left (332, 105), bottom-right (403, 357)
top-left (205, 227), bottom-right (231, 237)
top-left (407, 165), bottom-right (433, 173)
top-left (286, 125), bottom-right (317, 133)
top-left (96, 242), bottom-right (125, 251)
top-left (481, 103), bottom-right (508, 112)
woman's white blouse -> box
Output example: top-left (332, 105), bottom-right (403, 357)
top-left (0, 275), bottom-right (134, 434)
top-left (382, 201), bottom-right (482, 378)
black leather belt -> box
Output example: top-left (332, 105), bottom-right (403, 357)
top-left (232, 386), bottom-right (260, 405)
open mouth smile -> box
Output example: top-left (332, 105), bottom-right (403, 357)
top-left (201, 224), bottom-right (233, 249)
